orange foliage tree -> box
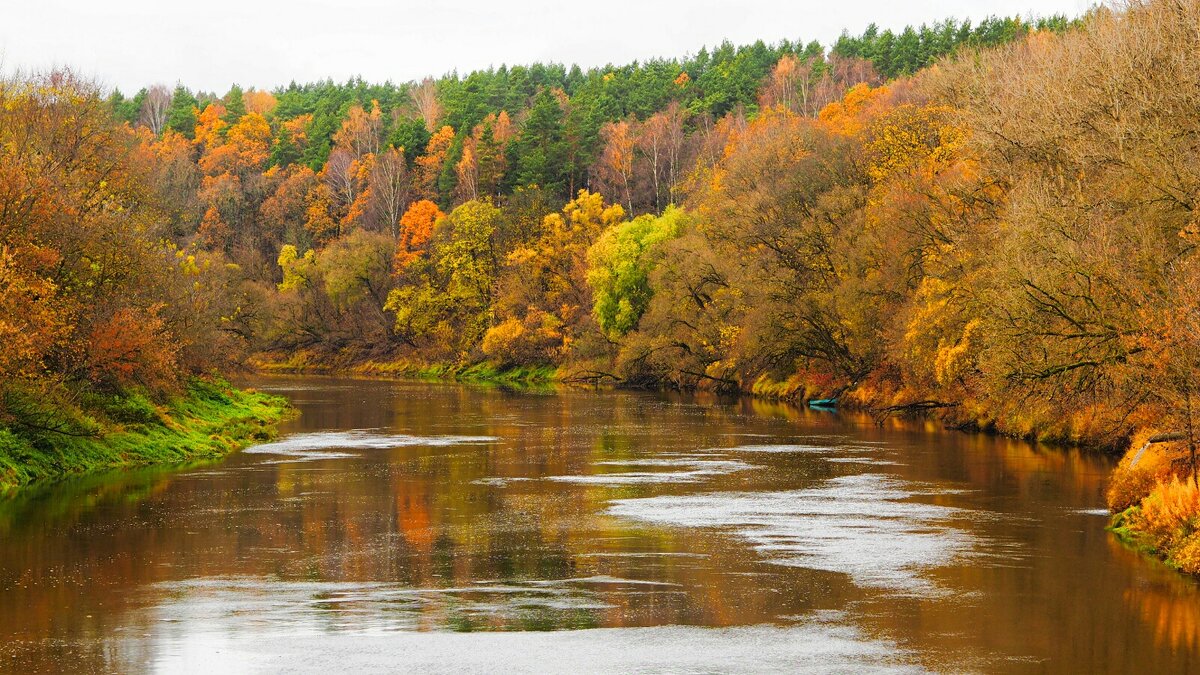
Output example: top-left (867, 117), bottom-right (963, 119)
top-left (394, 200), bottom-right (444, 270)
top-left (414, 125), bottom-right (454, 201)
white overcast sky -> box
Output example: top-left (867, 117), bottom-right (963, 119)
top-left (2, 0), bottom-right (1092, 94)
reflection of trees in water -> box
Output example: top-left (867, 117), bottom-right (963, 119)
top-left (1109, 532), bottom-right (1200, 655)
top-left (0, 464), bottom-right (186, 669)
top-left (1128, 583), bottom-right (1200, 653)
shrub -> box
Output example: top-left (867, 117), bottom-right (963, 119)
top-left (1172, 531), bottom-right (1200, 574)
top-left (481, 310), bottom-right (564, 368)
top-left (1137, 478), bottom-right (1200, 550)
top-left (92, 392), bottom-right (162, 427)
top-left (1107, 464), bottom-right (1161, 512)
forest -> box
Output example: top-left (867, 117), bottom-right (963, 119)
top-left (3, 1), bottom-right (1200, 569)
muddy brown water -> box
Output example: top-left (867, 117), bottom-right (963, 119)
top-left (1, 376), bottom-right (1198, 673)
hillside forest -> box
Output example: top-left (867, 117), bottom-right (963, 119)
top-left (5, 2), bottom-right (1200, 566)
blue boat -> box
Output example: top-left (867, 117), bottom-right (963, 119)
top-left (808, 398), bottom-right (837, 409)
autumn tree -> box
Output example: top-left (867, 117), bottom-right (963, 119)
top-left (385, 200), bottom-right (501, 356)
top-left (450, 110), bottom-right (515, 205)
top-left (478, 111), bottom-right (514, 196)
top-left (199, 112), bottom-right (271, 176)
top-left (494, 190), bottom-right (624, 360)
top-left (271, 231), bottom-right (397, 352)
top-left (699, 99), bottom-right (890, 385)
top-left (0, 70), bottom-right (254, 424)
top-left (907, 1), bottom-right (1200, 447)
top-left (595, 120), bottom-right (635, 214)
top-left (195, 111), bottom-right (273, 250)
top-left (303, 148), bottom-right (361, 243)
top-left (588, 206), bottom-right (684, 338)
top-left (332, 101), bottom-right (383, 158)
top-left (243, 89), bottom-right (278, 116)
top-left (394, 199), bottom-right (444, 269)
top-left (414, 125), bottom-right (455, 202)
top-left (260, 165), bottom-right (319, 250)
top-left (454, 144), bottom-right (478, 203)
top-left (615, 224), bottom-right (745, 389)
top-left (760, 54), bottom-right (802, 112)
top-left (192, 103), bottom-right (228, 151)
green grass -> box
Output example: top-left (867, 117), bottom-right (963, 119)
top-left (1108, 504), bottom-right (1200, 573)
top-left (1107, 507), bottom-right (1152, 553)
top-left (413, 362), bottom-right (559, 385)
top-left (1108, 506), bottom-right (1182, 572)
top-left (253, 350), bottom-right (561, 388)
top-left (353, 359), bottom-right (559, 386)
top-left (0, 378), bottom-right (292, 495)
top-left (361, 361), bottom-right (561, 393)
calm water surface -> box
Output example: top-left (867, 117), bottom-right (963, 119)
top-left (2, 376), bottom-right (1199, 673)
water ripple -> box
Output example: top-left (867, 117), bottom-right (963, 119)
top-left (608, 473), bottom-right (1010, 597)
top-left (244, 430), bottom-right (499, 462)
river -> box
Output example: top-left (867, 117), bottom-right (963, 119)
top-left (1, 376), bottom-right (1198, 673)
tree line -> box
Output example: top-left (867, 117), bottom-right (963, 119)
top-left (9, 4), bottom-right (1183, 462)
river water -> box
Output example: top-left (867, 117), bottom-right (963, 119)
top-left (2, 376), bottom-right (1198, 673)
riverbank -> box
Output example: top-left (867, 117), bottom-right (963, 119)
top-left (1109, 500), bottom-right (1200, 576)
top-left (0, 379), bottom-right (292, 495)
top-left (1106, 434), bottom-right (1200, 575)
top-left (249, 352), bottom-right (1101, 442)
top-left (251, 351), bottom-right (853, 399)
top-left (250, 352), bottom-right (1052, 438)
top-left (250, 351), bottom-right (561, 387)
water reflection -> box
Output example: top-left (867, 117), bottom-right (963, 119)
top-left (0, 376), bottom-right (1196, 673)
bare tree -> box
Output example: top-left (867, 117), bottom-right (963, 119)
top-left (760, 55), bottom-right (799, 112)
top-left (370, 147), bottom-right (412, 239)
top-left (323, 148), bottom-right (358, 216)
top-left (595, 120), bottom-right (635, 215)
top-left (410, 78), bottom-right (441, 132)
top-left (140, 84), bottom-right (172, 135)
top-left (795, 57), bottom-right (819, 116)
top-left (638, 101), bottom-right (687, 210)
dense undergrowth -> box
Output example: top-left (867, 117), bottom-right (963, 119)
top-left (0, 379), bottom-right (291, 495)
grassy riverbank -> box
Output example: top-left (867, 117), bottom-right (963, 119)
top-left (1107, 436), bottom-right (1200, 575)
top-left (251, 351), bottom-right (560, 387)
top-left (1109, 500), bottom-right (1200, 575)
top-left (0, 379), bottom-right (291, 495)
